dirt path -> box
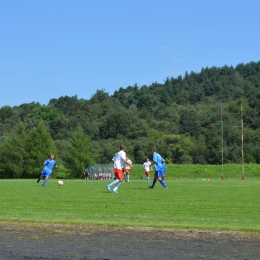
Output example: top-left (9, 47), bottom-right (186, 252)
top-left (0, 222), bottom-right (260, 260)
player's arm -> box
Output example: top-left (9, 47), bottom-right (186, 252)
top-left (148, 162), bottom-right (152, 169)
top-left (55, 161), bottom-right (61, 168)
top-left (129, 160), bottom-right (133, 167)
top-left (123, 158), bottom-right (132, 168)
top-left (152, 154), bottom-right (160, 166)
top-left (150, 159), bottom-right (156, 166)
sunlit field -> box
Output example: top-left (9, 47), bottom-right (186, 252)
top-left (1, 178), bottom-right (260, 232)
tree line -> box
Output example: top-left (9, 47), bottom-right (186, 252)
top-left (1, 60), bottom-right (260, 178)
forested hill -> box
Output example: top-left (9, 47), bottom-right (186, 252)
top-left (1, 61), bottom-right (260, 178)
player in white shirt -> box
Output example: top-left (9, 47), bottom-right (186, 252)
top-left (124, 156), bottom-right (132, 182)
top-left (142, 157), bottom-right (152, 183)
top-left (107, 145), bottom-right (132, 193)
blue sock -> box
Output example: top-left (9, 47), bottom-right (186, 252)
top-left (42, 180), bottom-right (47, 186)
top-left (159, 179), bottom-right (166, 188)
top-left (152, 178), bottom-right (157, 187)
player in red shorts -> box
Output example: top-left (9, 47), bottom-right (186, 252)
top-left (124, 156), bottom-right (132, 182)
top-left (142, 157), bottom-right (152, 183)
top-left (106, 145), bottom-right (132, 193)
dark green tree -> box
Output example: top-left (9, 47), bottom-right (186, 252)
top-left (64, 128), bottom-right (95, 178)
top-left (28, 106), bottom-right (60, 124)
top-left (25, 121), bottom-right (57, 177)
top-left (99, 110), bottom-right (132, 138)
top-left (0, 122), bottom-right (27, 178)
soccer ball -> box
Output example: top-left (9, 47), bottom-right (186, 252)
top-left (58, 180), bottom-right (64, 186)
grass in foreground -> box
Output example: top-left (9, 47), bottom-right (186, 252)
top-left (0, 179), bottom-right (260, 232)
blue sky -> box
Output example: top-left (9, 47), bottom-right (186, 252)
top-left (1, 0), bottom-right (260, 107)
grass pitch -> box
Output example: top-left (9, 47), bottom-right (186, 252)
top-left (0, 179), bottom-right (259, 232)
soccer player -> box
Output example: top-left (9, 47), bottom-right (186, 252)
top-left (124, 156), bottom-right (132, 182)
top-left (107, 145), bottom-right (132, 193)
top-left (142, 157), bottom-right (152, 183)
top-left (149, 147), bottom-right (168, 189)
top-left (83, 168), bottom-right (89, 180)
top-left (37, 153), bottom-right (60, 186)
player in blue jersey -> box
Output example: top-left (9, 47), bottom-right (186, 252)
top-left (37, 153), bottom-right (60, 186)
top-left (149, 147), bottom-right (168, 189)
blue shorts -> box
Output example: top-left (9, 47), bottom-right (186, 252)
top-left (154, 170), bottom-right (163, 178)
top-left (42, 169), bottom-right (52, 178)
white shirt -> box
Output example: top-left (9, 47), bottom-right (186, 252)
top-left (125, 159), bottom-right (132, 169)
top-left (143, 161), bottom-right (151, 172)
top-left (112, 150), bottom-right (126, 170)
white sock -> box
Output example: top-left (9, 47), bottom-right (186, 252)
top-left (113, 182), bottom-right (121, 191)
top-left (147, 176), bottom-right (150, 182)
top-left (109, 179), bottom-right (119, 187)
top-left (127, 175), bottom-right (129, 181)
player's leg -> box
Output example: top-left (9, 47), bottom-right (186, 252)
top-left (146, 172), bottom-right (150, 183)
top-left (42, 171), bottom-right (50, 186)
top-left (158, 171), bottom-right (167, 188)
top-left (112, 180), bottom-right (121, 193)
top-left (112, 170), bottom-right (123, 193)
top-left (147, 175), bottom-right (150, 183)
top-left (149, 172), bottom-right (158, 188)
top-left (125, 169), bottom-right (130, 182)
top-left (142, 171), bottom-right (149, 180)
top-left (42, 176), bottom-right (49, 186)
top-left (37, 171), bottom-right (43, 183)
top-left (107, 179), bottom-right (120, 191)
top-left (107, 169), bottom-right (120, 192)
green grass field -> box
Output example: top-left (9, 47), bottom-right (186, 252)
top-left (1, 178), bottom-right (260, 232)
top-left (57, 164), bottom-right (260, 180)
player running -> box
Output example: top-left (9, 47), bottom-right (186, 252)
top-left (142, 157), bottom-right (152, 183)
top-left (124, 156), bottom-right (132, 182)
top-left (107, 145), bottom-right (132, 194)
top-left (37, 153), bottom-right (60, 186)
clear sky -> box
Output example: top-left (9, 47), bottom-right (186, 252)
top-left (1, 0), bottom-right (260, 107)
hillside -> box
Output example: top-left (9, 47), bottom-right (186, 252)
top-left (1, 61), bottom-right (260, 178)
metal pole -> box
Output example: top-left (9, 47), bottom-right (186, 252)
top-left (241, 103), bottom-right (245, 180)
top-left (221, 105), bottom-right (224, 180)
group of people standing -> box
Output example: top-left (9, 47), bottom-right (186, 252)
top-left (107, 145), bottom-right (168, 194)
top-left (36, 145), bottom-right (168, 192)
